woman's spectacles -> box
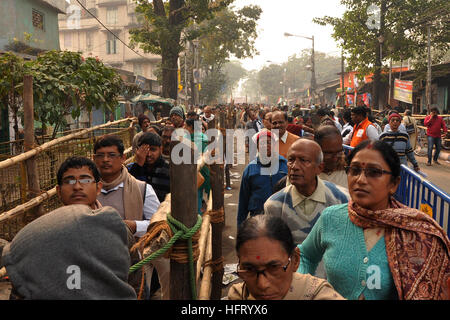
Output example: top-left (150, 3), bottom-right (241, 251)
top-left (345, 166), bottom-right (392, 178)
top-left (237, 257), bottom-right (291, 281)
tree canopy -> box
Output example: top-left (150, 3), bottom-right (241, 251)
top-left (129, 0), bottom-right (260, 101)
top-left (0, 51), bottom-right (124, 140)
top-left (314, 0), bottom-right (450, 107)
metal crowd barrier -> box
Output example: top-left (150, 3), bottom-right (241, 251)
top-left (343, 144), bottom-right (450, 235)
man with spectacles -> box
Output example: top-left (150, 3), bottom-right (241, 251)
top-left (93, 135), bottom-right (160, 238)
top-left (264, 139), bottom-right (348, 278)
top-left (93, 135), bottom-right (165, 299)
top-left (56, 156), bottom-right (103, 209)
top-left (315, 125), bottom-right (349, 189)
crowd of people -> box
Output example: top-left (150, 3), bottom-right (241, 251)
top-left (0, 102), bottom-right (449, 300)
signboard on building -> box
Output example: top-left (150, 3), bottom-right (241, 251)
top-left (394, 79), bottom-right (413, 104)
top-left (135, 75), bottom-right (146, 90)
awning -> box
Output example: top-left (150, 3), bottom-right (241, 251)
top-left (131, 93), bottom-right (175, 107)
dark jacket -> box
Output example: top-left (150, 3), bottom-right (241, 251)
top-left (127, 156), bottom-right (170, 203)
top-left (237, 155), bottom-right (288, 228)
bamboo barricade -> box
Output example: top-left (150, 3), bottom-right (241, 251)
top-left (0, 187), bottom-right (57, 223)
top-left (0, 146), bottom-right (135, 223)
top-left (0, 118), bottom-right (137, 240)
top-left (0, 118), bottom-right (136, 171)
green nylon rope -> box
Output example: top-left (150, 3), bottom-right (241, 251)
top-left (129, 213), bottom-right (203, 299)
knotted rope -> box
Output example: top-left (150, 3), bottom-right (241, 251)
top-left (129, 213), bottom-right (202, 299)
top-left (204, 208), bottom-right (224, 224)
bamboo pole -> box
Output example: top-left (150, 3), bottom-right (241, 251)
top-left (0, 187), bottom-right (57, 223)
top-left (196, 191), bottom-right (213, 282)
top-left (209, 130), bottom-right (225, 300)
top-left (0, 118), bottom-right (136, 170)
top-left (198, 226), bottom-right (213, 300)
top-left (196, 214), bottom-right (210, 283)
top-left (23, 75), bottom-right (42, 218)
top-left (169, 138), bottom-right (198, 300)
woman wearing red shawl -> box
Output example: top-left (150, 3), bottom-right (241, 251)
top-left (298, 139), bottom-right (450, 300)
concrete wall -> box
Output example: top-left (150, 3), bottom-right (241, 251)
top-left (0, 0), bottom-right (62, 51)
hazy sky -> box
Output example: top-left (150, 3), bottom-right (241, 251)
top-left (232, 0), bottom-right (347, 71)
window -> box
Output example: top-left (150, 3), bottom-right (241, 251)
top-left (106, 33), bottom-right (117, 54)
top-left (106, 7), bottom-right (118, 24)
top-left (64, 33), bottom-right (72, 48)
top-left (32, 9), bottom-right (44, 30)
top-left (86, 32), bottom-right (93, 51)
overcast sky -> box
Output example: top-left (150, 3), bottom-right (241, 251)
top-left (232, 0), bottom-right (347, 71)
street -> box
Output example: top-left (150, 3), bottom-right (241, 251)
top-left (414, 149), bottom-right (450, 194)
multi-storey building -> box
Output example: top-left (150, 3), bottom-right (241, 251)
top-left (58, 0), bottom-right (161, 87)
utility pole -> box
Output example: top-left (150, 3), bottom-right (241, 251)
top-left (185, 39), bottom-right (188, 110)
top-left (388, 57), bottom-right (392, 105)
top-left (341, 48), bottom-right (345, 107)
top-left (284, 32), bottom-right (316, 105)
top-left (310, 35), bottom-right (316, 104)
top-left (426, 24), bottom-right (432, 114)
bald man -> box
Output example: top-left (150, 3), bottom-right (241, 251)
top-left (264, 138), bottom-right (348, 250)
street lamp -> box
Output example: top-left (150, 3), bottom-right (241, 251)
top-left (284, 32), bottom-right (316, 104)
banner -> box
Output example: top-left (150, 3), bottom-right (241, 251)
top-left (363, 93), bottom-right (371, 106)
top-left (346, 93), bottom-right (354, 106)
top-left (394, 79), bottom-right (413, 104)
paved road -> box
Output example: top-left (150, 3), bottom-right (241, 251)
top-left (221, 162), bottom-right (245, 298)
top-left (413, 150), bottom-right (450, 195)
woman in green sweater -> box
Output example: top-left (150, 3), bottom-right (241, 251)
top-left (297, 140), bottom-right (450, 300)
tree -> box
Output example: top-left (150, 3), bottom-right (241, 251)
top-left (177, 5), bottom-right (260, 105)
top-left (0, 52), bottom-right (26, 142)
top-left (254, 51), bottom-right (341, 104)
top-left (314, 0), bottom-right (450, 108)
top-left (241, 70), bottom-right (260, 103)
top-left (129, 0), bottom-right (234, 100)
top-left (222, 61), bottom-right (247, 99)
top-left (193, 6), bottom-right (260, 104)
top-left (29, 51), bottom-right (123, 138)
top-left (257, 64), bottom-right (284, 104)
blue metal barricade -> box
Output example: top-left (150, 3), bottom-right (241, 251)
top-left (343, 144), bottom-right (450, 235)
